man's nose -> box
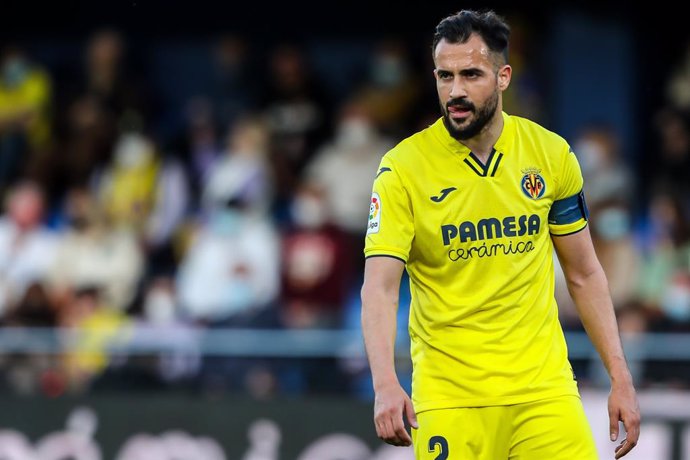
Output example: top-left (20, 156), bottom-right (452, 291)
top-left (449, 77), bottom-right (467, 99)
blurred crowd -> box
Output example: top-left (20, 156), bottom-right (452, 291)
top-left (0, 25), bottom-right (689, 399)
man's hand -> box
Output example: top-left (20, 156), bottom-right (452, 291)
top-left (608, 381), bottom-right (641, 458)
top-left (374, 383), bottom-right (418, 446)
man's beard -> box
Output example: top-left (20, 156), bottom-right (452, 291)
top-left (442, 89), bottom-right (499, 141)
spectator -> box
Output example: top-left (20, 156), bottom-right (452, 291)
top-left (349, 37), bottom-right (422, 138)
top-left (77, 28), bottom-right (151, 127)
top-left (176, 195), bottom-right (280, 327)
top-left (258, 43), bottom-right (332, 218)
top-left (209, 34), bottom-right (258, 129)
top-left (202, 114), bottom-right (273, 219)
top-left (589, 199), bottom-right (642, 310)
top-left (176, 188), bottom-right (281, 394)
top-left (142, 146), bottom-right (191, 277)
top-left (649, 107), bottom-right (690, 202)
top-left (275, 181), bottom-right (356, 395)
top-left (168, 96), bottom-right (222, 210)
top-left (93, 276), bottom-right (202, 391)
top-left (304, 98), bottom-right (393, 270)
top-left (280, 181), bottom-right (354, 329)
top-left (47, 187), bottom-right (144, 313)
top-left (572, 124), bottom-right (635, 213)
top-left (568, 125), bottom-right (642, 311)
top-left (0, 181), bottom-right (58, 317)
top-left (0, 46), bottom-right (53, 196)
top-left (55, 28), bottom-right (154, 194)
top-left (665, 39), bottom-right (690, 111)
top-left (92, 130), bottom-right (161, 238)
top-left (634, 189), bottom-right (690, 328)
top-left (58, 286), bottom-right (131, 393)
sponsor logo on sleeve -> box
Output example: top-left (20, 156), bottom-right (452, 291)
top-left (367, 193), bottom-right (381, 234)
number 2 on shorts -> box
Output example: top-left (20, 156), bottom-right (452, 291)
top-left (428, 435), bottom-right (449, 459)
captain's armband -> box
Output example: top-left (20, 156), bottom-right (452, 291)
top-left (548, 190), bottom-right (588, 236)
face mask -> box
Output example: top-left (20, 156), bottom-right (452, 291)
top-left (211, 209), bottom-right (244, 235)
top-left (2, 57), bottom-right (29, 87)
top-left (114, 133), bottom-right (153, 169)
top-left (594, 207), bottom-right (630, 241)
top-left (291, 196), bottom-right (327, 229)
top-left (661, 280), bottom-right (690, 322)
top-left (144, 289), bottom-right (176, 324)
top-left (66, 406), bottom-right (98, 439)
top-left (223, 278), bottom-right (254, 313)
top-left (335, 119), bottom-right (374, 149)
top-left (574, 139), bottom-right (606, 176)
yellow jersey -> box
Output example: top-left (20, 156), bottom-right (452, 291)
top-left (0, 67), bottom-right (52, 148)
top-left (364, 112), bottom-right (588, 412)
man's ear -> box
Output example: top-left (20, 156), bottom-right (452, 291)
top-left (498, 64), bottom-right (512, 91)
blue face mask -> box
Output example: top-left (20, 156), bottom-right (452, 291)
top-left (223, 278), bottom-right (254, 314)
top-left (211, 209), bottom-right (243, 235)
top-left (594, 208), bottom-right (630, 241)
top-left (661, 282), bottom-right (690, 322)
top-left (2, 57), bottom-right (29, 87)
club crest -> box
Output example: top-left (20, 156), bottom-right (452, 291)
top-left (521, 167), bottom-right (546, 200)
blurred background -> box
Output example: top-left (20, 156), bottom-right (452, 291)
top-left (0, 0), bottom-right (690, 458)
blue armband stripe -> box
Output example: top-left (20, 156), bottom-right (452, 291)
top-left (548, 190), bottom-right (589, 225)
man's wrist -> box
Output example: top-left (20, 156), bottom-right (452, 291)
top-left (373, 374), bottom-right (400, 391)
top-left (609, 367), bottom-right (633, 387)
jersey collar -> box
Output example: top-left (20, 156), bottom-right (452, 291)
top-left (432, 111), bottom-right (514, 157)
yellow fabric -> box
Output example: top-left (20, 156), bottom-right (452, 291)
top-left (365, 112), bottom-right (587, 411)
top-left (549, 150), bottom-right (588, 235)
top-left (68, 309), bottom-right (130, 374)
top-left (0, 68), bottom-right (52, 147)
top-left (411, 395), bottom-right (597, 459)
top-left (102, 159), bottom-right (159, 230)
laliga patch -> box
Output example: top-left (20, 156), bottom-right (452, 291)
top-left (367, 193), bottom-right (381, 234)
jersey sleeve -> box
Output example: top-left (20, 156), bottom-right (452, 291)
top-left (548, 147), bottom-right (589, 236)
top-left (363, 157), bottom-right (414, 263)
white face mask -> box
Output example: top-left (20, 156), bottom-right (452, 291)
top-left (66, 407), bottom-right (98, 439)
top-left (574, 139), bottom-right (606, 176)
top-left (335, 119), bottom-right (374, 149)
top-left (144, 288), bottom-right (176, 324)
top-left (114, 133), bottom-right (153, 169)
top-left (290, 196), bottom-right (327, 229)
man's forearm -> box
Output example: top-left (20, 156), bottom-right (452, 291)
top-left (361, 288), bottom-right (401, 390)
top-left (567, 266), bottom-right (632, 383)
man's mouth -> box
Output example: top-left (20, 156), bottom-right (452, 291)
top-left (448, 105), bottom-right (472, 119)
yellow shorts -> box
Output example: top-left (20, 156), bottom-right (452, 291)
top-left (411, 395), bottom-right (598, 459)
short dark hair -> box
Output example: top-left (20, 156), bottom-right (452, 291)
top-left (432, 9), bottom-right (510, 63)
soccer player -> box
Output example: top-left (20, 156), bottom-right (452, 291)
top-left (360, 9), bottom-right (640, 459)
